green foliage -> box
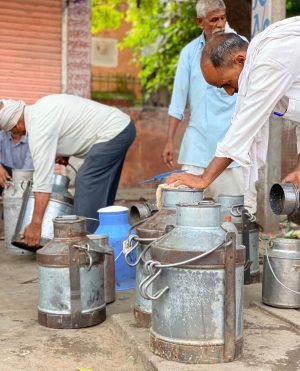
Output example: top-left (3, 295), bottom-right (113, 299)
top-left (91, 0), bottom-right (124, 33)
top-left (123, 0), bottom-right (199, 98)
top-left (286, 0), bottom-right (300, 17)
top-left (91, 1), bottom-right (200, 97)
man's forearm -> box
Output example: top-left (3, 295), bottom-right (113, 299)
top-left (201, 157), bottom-right (233, 187)
top-left (167, 116), bottom-right (181, 142)
top-left (31, 192), bottom-right (51, 225)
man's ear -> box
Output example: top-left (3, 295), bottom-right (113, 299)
top-left (233, 53), bottom-right (246, 67)
top-left (196, 17), bottom-right (204, 29)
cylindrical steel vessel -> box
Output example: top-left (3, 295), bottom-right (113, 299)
top-left (218, 195), bottom-right (260, 283)
top-left (12, 174), bottom-right (74, 250)
top-left (140, 202), bottom-right (245, 364)
top-left (88, 234), bottom-right (116, 304)
top-left (131, 188), bottom-right (203, 328)
top-left (129, 199), bottom-right (158, 225)
top-left (269, 183), bottom-right (299, 215)
top-left (37, 215), bottom-right (106, 329)
top-left (263, 238), bottom-right (300, 308)
top-left (3, 169), bottom-right (34, 255)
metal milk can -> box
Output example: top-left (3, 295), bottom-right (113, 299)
top-left (87, 234), bottom-right (116, 304)
top-left (37, 215), bottom-right (106, 329)
top-left (140, 202), bottom-right (245, 364)
top-left (3, 169), bottom-right (34, 255)
top-left (12, 174), bottom-right (74, 250)
top-left (269, 183), bottom-right (299, 215)
top-left (263, 238), bottom-right (300, 308)
top-left (126, 188), bottom-right (203, 328)
top-left (218, 195), bottom-right (260, 284)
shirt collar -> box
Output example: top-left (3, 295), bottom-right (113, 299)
top-left (199, 32), bottom-right (206, 46)
top-left (7, 132), bottom-right (28, 144)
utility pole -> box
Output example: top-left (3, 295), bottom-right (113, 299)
top-left (252, 0), bottom-right (286, 232)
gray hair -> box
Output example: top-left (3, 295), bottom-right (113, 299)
top-left (202, 33), bottom-right (248, 68)
top-left (196, 0), bottom-right (226, 18)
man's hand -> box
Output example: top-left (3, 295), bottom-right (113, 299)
top-left (162, 140), bottom-right (174, 168)
top-left (166, 172), bottom-right (207, 189)
top-left (22, 222), bottom-right (42, 248)
top-left (55, 156), bottom-right (69, 166)
top-left (282, 170), bottom-right (300, 190)
top-left (0, 165), bottom-right (11, 187)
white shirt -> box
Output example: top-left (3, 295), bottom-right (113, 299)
top-left (215, 17), bottom-right (300, 187)
top-left (24, 94), bottom-right (130, 193)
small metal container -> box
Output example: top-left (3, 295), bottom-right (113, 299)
top-left (269, 183), bottom-right (299, 215)
top-left (263, 238), bottom-right (300, 308)
top-left (37, 215), bottom-right (106, 329)
top-left (218, 195), bottom-right (260, 284)
top-left (3, 169), bottom-right (34, 255)
top-left (87, 234), bottom-right (116, 304)
top-left (12, 174), bottom-right (74, 250)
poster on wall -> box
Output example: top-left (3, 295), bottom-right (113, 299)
top-left (251, 0), bottom-right (272, 38)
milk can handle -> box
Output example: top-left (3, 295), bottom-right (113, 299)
top-left (138, 240), bottom-right (228, 301)
top-left (73, 243), bottom-right (104, 271)
top-left (124, 234), bottom-right (160, 267)
top-left (231, 204), bottom-right (256, 222)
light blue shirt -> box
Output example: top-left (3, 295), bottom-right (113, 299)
top-left (168, 33), bottom-right (238, 168)
top-left (0, 131), bottom-right (33, 169)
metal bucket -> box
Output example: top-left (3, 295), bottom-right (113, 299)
top-left (139, 202), bottom-right (245, 364)
top-left (37, 215), bottom-right (106, 329)
top-left (218, 195), bottom-right (260, 284)
top-left (263, 238), bottom-right (300, 308)
top-left (3, 169), bottom-right (34, 255)
top-left (87, 234), bottom-right (116, 304)
top-left (126, 188), bottom-right (203, 328)
top-left (12, 174), bottom-right (74, 251)
top-left (269, 183), bottom-right (299, 215)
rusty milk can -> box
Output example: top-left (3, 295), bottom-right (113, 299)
top-left (3, 169), bottom-right (34, 255)
top-left (218, 194), bottom-right (260, 284)
top-left (140, 202), bottom-right (245, 364)
top-left (126, 188), bottom-right (203, 328)
top-left (37, 215), bottom-right (106, 329)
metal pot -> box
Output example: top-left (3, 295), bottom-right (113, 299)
top-left (218, 195), bottom-right (260, 284)
top-left (263, 238), bottom-right (300, 308)
top-left (269, 183), bottom-right (299, 215)
top-left (140, 202), bottom-right (245, 364)
top-left (37, 215), bottom-right (106, 329)
top-left (12, 174), bottom-right (74, 251)
top-left (127, 188), bottom-right (203, 328)
top-left (3, 169), bottom-right (34, 255)
top-left (87, 234), bottom-right (116, 304)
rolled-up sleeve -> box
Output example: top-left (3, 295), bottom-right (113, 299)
top-left (216, 58), bottom-right (294, 166)
top-left (28, 119), bottom-right (59, 193)
top-left (168, 49), bottom-right (190, 121)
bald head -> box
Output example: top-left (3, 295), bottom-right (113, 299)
top-left (202, 33), bottom-right (248, 68)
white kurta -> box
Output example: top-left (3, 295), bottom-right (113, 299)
top-left (215, 16), bottom-right (300, 187)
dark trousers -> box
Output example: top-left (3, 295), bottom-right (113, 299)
top-left (73, 121), bottom-right (136, 233)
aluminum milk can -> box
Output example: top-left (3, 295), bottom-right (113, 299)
top-left (12, 174), bottom-right (74, 250)
top-left (3, 169), bottom-right (34, 255)
top-left (263, 238), bottom-right (300, 308)
top-left (88, 234), bottom-right (116, 304)
top-left (218, 194), bottom-right (260, 284)
top-left (126, 188), bottom-right (203, 328)
top-left (269, 183), bottom-right (299, 215)
top-left (140, 202), bottom-right (245, 364)
top-left (37, 215), bottom-right (106, 329)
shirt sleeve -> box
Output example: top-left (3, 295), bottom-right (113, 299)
top-left (296, 124), bottom-right (300, 154)
top-left (168, 49), bottom-right (190, 121)
top-left (216, 58), bottom-right (294, 166)
top-left (28, 120), bottom-right (59, 193)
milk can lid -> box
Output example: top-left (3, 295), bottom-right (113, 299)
top-left (98, 205), bottom-right (128, 213)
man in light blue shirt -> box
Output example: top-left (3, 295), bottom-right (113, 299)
top-left (0, 131), bottom-right (33, 188)
top-left (162, 0), bottom-right (256, 211)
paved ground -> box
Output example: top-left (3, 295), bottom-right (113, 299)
top-left (0, 241), bottom-right (300, 371)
